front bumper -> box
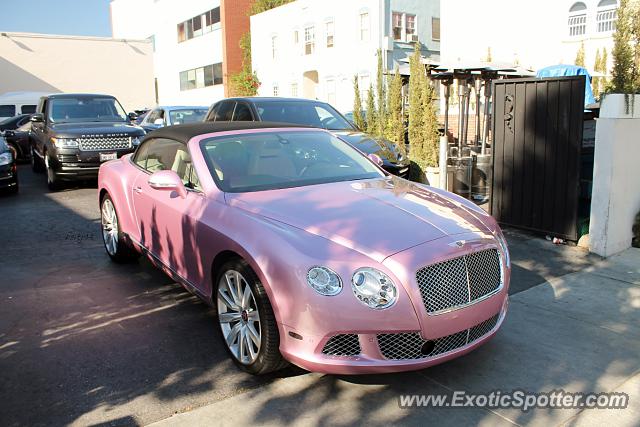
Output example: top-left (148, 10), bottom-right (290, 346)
top-left (51, 148), bottom-right (136, 180)
top-left (281, 300), bottom-right (508, 374)
top-left (383, 163), bottom-right (410, 179)
top-left (0, 163), bottom-right (18, 189)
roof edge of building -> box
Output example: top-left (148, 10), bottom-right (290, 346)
top-left (0, 31), bottom-right (151, 43)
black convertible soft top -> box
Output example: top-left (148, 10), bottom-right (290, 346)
top-left (143, 122), bottom-right (312, 144)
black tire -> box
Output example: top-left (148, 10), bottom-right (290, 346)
top-left (44, 151), bottom-right (63, 191)
top-left (100, 193), bottom-right (140, 263)
top-left (215, 258), bottom-right (288, 375)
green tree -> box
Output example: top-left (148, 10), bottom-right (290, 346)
top-left (610, 0), bottom-right (636, 93)
top-left (376, 49), bottom-right (386, 137)
top-left (366, 83), bottom-right (378, 135)
top-left (250, 0), bottom-right (294, 15)
top-left (352, 76), bottom-right (365, 130)
top-left (602, 47), bottom-right (608, 74)
top-left (593, 48), bottom-right (602, 99)
top-left (385, 67), bottom-right (405, 155)
top-left (575, 41), bottom-right (585, 67)
top-left (230, 32), bottom-right (260, 96)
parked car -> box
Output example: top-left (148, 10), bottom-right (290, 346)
top-left (3, 121), bottom-right (32, 162)
top-left (30, 93), bottom-right (145, 190)
top-left (0, 91), bottom-right (51, 120)
top-left (204, 98), bottom-right (410, 178)
top-left (98, 121), bottom-right (510, 375)
top-left (0, 114), bottom-right (32, 132)
top-left (0, 136), bottom-right (18, 194)
top-left (140, 106), bottom-right (208, 132)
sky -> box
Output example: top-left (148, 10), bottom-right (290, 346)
top-left (0, 0), bottom-right (112, 37)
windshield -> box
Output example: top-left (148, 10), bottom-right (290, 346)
top-left (169, 108), bottom-right (207, 125)
top-left (48, 97), bottom-right (128, 123)
top-left (254, 101), bottom-right (355, 131)
top-left (200, 130), bottom-right (383, 192)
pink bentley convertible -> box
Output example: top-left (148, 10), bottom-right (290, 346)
top-left (98, 122), bottom-right (510, 375)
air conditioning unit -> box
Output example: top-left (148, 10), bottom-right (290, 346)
top-left (409, 34), bottom-right (419, 43)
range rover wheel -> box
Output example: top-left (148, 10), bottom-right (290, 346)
top-left (215, 259), bottom-right (288, 375)
top-left (100, 193), bottom-right (139, 263)
top-left (31, 148), bottom-right (44, 173)
top-left (44, 152), bottom-right (63, 191)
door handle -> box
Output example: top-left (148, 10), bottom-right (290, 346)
top-left (134, 186), bottom-right (143, 194)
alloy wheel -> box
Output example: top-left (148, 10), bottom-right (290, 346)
top-left (101, 198), bottom-right (118, 256)
top-left (217, 270), bottom-right (262, 365)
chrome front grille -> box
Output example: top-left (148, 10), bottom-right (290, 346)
top-left (416, 248), bottom-right (502, 314)
top-left (322, 334), bottom-right (361, 356)
top-left (78, 136), bottom-right (131, 151)
top-left (377, 313), bottom-right (500, 360)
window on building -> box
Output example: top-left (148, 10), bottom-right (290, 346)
top-left (326, 20), bottom-right (334, 48)
top-left (180, 63), bottom-right (223, 90)
top-left (406, 14), bottom-right (416, 40)
top-left (272, 35), bottom-right (278, 59)
top-left (305, 26), bottom-right (315, 55)
top-left (432, 17), bottom-right (441, 41)
top-left (294, 30), bottom-right (299, 44)
top-left (177, 22), bottom-right (186, 42)
top-left (359, 74), bottom-right (370, 101)
top-left (597, 0), bottom-right (617, 32)
top-left (178, 7), bottom-right (220, 42)
top-left (291, 83), bottom-right (298, 97)
top-left (392, 12), bottom-right (403, 40)
top-left (360, 12), bottom-right (370, 41)
top-left (273, 84), bottom-right (279, 96)
top-left (568, 2), bottom-right (587, 36)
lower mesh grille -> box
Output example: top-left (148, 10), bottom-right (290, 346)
top-left (322, 334), bottom-right (361, 356)
top-left (377, 313), bottom-right (500, 360)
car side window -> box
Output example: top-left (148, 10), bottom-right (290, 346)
top-left (216, 101), bottom-right (235, 122)
top-left (133, 139), bottom-right (151, 168)
top-left (172, 146), bottom-right (202, 191)
top-left (21, 105), bottom-right (36, 114)
top-left (142, 138), bottom-right (182, 173)
top-left (0, 105), bottom-right (15, 117)
top-left (205, 104), bottom-right (219, 122)
top-left (232, 103), bottom-right (253, 121)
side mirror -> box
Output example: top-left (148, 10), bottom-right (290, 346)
top-left (4, 130), bottom-right (15, 137)
top-left (128, 112), bottom-right (138, 122)
top-left (153, 118), bottom-right (164, 126)
top-left (368, 153), bottom-right (384, 167)
top-left (30, 113), bottom-right (44, 123)
top-left (148, 170), bottom-right (187, 198)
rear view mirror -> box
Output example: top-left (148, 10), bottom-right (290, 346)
top-left (30, 113), bottom-right (44, 123)
top-left (148, 170), bottom-right (187, 198)
top-left (368, 153), bottom-right (384, 167)
top-left (128, 112), bottom-right (138, 121)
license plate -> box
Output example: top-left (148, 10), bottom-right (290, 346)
top-left (100, 152), bottom-right (117, 162)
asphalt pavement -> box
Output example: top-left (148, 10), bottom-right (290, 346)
top-left (1, 165), bottom-right (629, 426)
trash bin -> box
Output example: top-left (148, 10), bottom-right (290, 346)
top-left (450, 157), bottom-right (473, 199)
top-left (471, 154), bottom-right (492, 204)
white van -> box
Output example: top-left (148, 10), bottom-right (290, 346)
top-left (0, 91), bottom-right (54, 120)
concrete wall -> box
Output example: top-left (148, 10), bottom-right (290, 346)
top-left (441, 0), bottom-right (615, 72)
top-left (0, 32), bottom-right (155, 111)
top-left (589, 94), bottom-right (640, 257)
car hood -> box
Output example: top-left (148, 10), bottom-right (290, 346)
top-left (225, 177), bottom-right (491, 262)
top-left (49, 122), bottom-right (144, 137)
top-left (333, 131), bottom-right (405, 165)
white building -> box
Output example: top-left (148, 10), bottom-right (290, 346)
top-left (441, 0), bottom-right (618, 74)
top-left (110, 0), bottom-right (252, 106)
top-left (0, 32), bottom-right (154, 111)
top-left (250, 0), bottom-right (440, 113)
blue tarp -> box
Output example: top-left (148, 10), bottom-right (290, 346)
top-left (536, 65), bottom-right (596, 106)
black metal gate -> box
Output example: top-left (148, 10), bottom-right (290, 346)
top-left (490, 76), bottom-right (585, 241)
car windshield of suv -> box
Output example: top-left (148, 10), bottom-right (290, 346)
top-left (169, 108), bottom-right (207, 125)
top-left (49, 97), bottom-right (128, 123)
top-left (201, 130), bottom-right (383, 192)
top-left (253, 101), bottom-right (355, 131)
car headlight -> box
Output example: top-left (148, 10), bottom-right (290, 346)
top-left (0, 152), bottom-right (12, 166)
top-left (496, 231), bottom-right (510, 267)
top-left (351, 267), bottom-right (398, 309)
top-left (132, 137), bottom-right (142, 146)
top-left (52, 138), bottom-right (79, 148)
top-left (307, 266), bottom-right (342, 296)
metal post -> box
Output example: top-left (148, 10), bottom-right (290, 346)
top-left (439, 136), bottom-right (448, 190)
top-left (482, 78), bottom-right (492, 155)
top-left (457, 78), bottom-right (465, 154)
top-left (474, 76), bottom-right (482, 146)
